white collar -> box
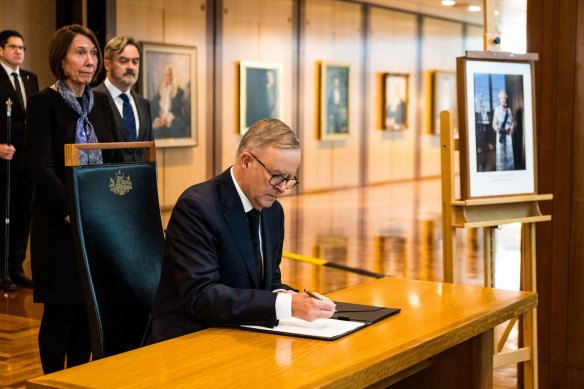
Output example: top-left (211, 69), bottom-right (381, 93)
top-left (1, 61), bottom-right (19, 77)
top-left (230, 167), bottom-right (254, 213)
top-left (104, 78), bottom-right (130, 100)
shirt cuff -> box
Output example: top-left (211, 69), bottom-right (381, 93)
top-left (275, 292), bottom-right (292, 320)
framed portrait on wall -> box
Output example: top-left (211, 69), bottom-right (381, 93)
top-left (239, 61), bottom-right (283, 135)
top-left (319, 61), bottom-right (350, 140)
top-left (381, 73), bottom-right (408, 131)
top-left (141, 42), bottom-right (197, 147)
top-left (457, 52), bottom-right (538, 199)
top-left (431, 71), bottom-right (457, 135)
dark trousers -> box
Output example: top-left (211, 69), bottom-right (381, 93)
top-left (0, 160), bottom-right (32, 276)
top-left (38, 303), bottom-right (91, 374)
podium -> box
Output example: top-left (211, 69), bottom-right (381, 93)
top-left (440, 109), bottom-right (550, 389)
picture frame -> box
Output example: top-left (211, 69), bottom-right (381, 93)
top-left (381, 73), bottom-right (409, 131)
top-left (457, 52), bottom-right (538, 199)
top-left (431, 71), bottom-right (457, 135)
top-left (239, 61), bottom-right (284, 135)
top-left (319, 61), bottom-right (350, 140)
top-left (141, 42), bottom-right (197, 147)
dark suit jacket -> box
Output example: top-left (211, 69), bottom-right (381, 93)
top-left (147, 169), bottom-right (293, 344)
top-left (0, 66), bottom-right (38, 170)
top-left (0, 67), bottom-right (38, 266)
top-left (93, 82), bottom-right (153, 162)
top-left (25, 87), bottom-right (122, 304)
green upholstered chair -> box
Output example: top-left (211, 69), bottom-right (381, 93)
top-left (66, 141), bottom-right (164, 359)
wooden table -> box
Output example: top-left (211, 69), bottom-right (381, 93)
top-left (27, 277), bottom-right (536, 388)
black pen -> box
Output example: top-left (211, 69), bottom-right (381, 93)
top-left (304, 288), bottom-right (323, 301)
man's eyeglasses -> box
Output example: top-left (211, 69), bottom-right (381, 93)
top-left (249, 152), bottom-right (299, 190)
top-left (5, 44), bottom-right (26, 52)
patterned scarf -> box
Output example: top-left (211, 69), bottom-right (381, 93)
top-left (56, 80), bottom-right (103, 165)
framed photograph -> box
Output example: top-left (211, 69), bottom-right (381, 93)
top-left (457, 52), bottom-right (538, 199)
top-left (381, 73), bottom-right (409, 131)
top-left (319, 61), bottom-right (350, 140)
top-left (141, 42), bottom-right (197, 147)
top-left (239, 61), bottom-right (283, 134)
top-left (431, 71), bottom-right (457, 135)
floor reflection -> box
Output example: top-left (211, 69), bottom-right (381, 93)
top-left (280, 178), bottom-right (520, 293)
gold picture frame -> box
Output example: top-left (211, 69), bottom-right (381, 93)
top-left (319, 61), bottom-right (350, 140)
top-left (238, 61), bottom-right (284, 135)
top-left (141, 42), bottom-right (197, 148)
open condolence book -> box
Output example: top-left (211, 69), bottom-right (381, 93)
top-left (240, 301), bottom-right (400, 340)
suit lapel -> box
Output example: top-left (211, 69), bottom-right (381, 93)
top-left (104, 88), bottom-right (128, 140)
top-left (0, 67), bottom-right (21, 111)
top-left (217, 170), bottom-right (261, 288)
top-left (260, 211), bottom-right (274, 289)
top-left (21, 71), bottom-right (37, 97)
top-left (132, 91), bottom-right (149, 141)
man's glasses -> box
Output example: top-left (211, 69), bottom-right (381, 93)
top-left (5, 44), bottom-right (26, 52)
top-left (249, 152), bottom-right (299, 190)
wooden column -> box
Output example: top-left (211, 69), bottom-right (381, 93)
top-left (527, 0), bottom-right (584, 387)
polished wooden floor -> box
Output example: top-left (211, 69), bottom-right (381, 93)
top-left (1, 177), bottom-right (522, 388)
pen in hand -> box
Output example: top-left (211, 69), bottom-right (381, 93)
top-left (304, 289), bottom-right (336, 316)
top-left (304, 289), bottom-right (323, 301)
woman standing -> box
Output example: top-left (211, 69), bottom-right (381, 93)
top-left (25, 24), bottom-right (121, 374)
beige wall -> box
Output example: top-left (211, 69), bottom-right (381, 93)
top-left (115, 0), bottom-right (483, 203)
top-left (4, 0), bottom-right (482, 208)
top-left (367, 7), bottom-right (417, 184)
top-left (221, 0), bottom-right (295, 169)
top-left (302, 0), bottom-right (362, 192)
top-left (0, 0), bottom-right (55, 87)
top-left (116, 0), bottom-right (208, 208)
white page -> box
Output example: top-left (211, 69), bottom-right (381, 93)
top-left (241, 317), bottom-right (366, 339)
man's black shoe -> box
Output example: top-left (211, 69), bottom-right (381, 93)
top-left (0, 275), bottom-right (17, 291)
top-left (10, 271), bottom-right (33, 288)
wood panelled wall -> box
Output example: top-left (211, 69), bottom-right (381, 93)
top-left (3, 0), bottom-right (481, 206)
top-left (0, 0), bottom-right (56, 88)
top-left (114, 0), bottom-right (208, 208)
top-left (528, 0), bottom-right (584, 387)
top-left (112, 0), bottom-right (481, 205)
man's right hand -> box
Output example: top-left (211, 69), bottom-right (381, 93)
top-left (0, 144), bottom-right (16, 160)
top-left (291, 291), bottom-right (336, 322)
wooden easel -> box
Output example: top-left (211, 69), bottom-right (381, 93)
top-left (440, 109), bottom-right (550, 389)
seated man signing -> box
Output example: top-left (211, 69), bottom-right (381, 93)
top-left (146, 118), bottom-right (335, 344)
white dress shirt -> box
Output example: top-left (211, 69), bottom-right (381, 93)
top-left (230, 167), bottom-right (292, 320)
top-left (103, 78), bottom-right (141, 136)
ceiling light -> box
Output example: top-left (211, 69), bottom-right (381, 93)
top-left (441, 0), bottom-right (456, 6)
top-left (494, 9), bottom-right (500, 16)
top-left (468, 5), bottom-right (481, 12)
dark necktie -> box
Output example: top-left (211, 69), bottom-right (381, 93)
top-left (119, 93), bottom-right (137, 141)
top-left (246, 209), bottom-right (263, 281)
top-left (11, 72), bottom-right (25, 112)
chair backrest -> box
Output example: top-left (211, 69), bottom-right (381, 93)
top-left (66, 142), bottom-right (164, 359)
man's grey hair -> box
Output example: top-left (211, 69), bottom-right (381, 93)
top-left (236, 118), bottom-right (300, 159)
top-left (103, 35), bottom-right (140, 61)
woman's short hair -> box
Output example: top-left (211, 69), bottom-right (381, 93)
top-left (48, 24), bottom-right (103, 81)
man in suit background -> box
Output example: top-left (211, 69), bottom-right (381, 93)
top-left (0, 30), bottom-right (38, 291)
top-left (93, 35), bottom-right (152, 162)
top-left (146, 118), bottom-right (336, 344)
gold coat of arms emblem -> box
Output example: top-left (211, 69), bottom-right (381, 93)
top-left (109, 170), bottom-right (133, 196)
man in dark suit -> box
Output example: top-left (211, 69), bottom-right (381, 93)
top-left (0, 30), bottom-right (38, 291)
top-left (93, 35), bottom-right (152, 162)
top-left (146, 118), bottom-right (336, 344)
